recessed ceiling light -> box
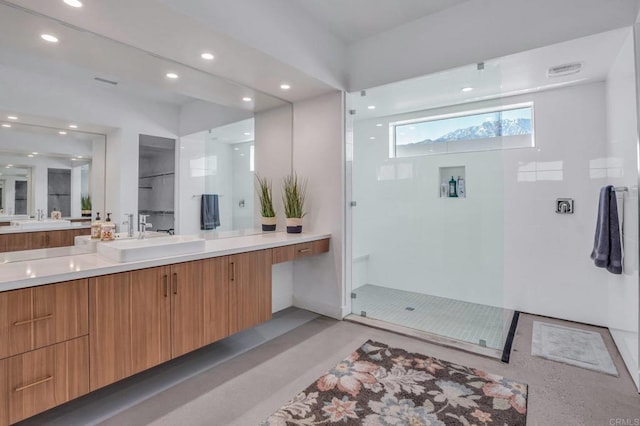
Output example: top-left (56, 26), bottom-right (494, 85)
top-left (242, 97), bottom-right (252, 102)
top-left (243, 132), bottom-right (251, 136)
top-left (280, 83), bottom-right (291, 90)
top-left (234, 147), bottom-right (239, 151)
top-left (27, 154), bottom-right (34, 158)
top-left (71, 158), bottom-right (77, 161)
top-left (6, 164), bottom-right (13, 168)
top-left (367, 105), bottom-right (376, 110)
top-left (376, 123), bottom-right (383, 127)
top-left (7, 116), bottom-right (17, 120)
top-left (369, 137), bottom-right (375, 140)
top-left (201, 52), bottom-right (214, 60)
top-left (32, 152), bottom-right (38, 155)
top-left (2, 124), bottom-right (10, 128)
top-left (77, 156), bottom-right (83, 159)
top-left (461, 87), bottom-right (474, 92)
top-left (41, 34), bottom-right (59, 43)
top-left (166, 72), bottom-right (178, 79)
top-left (68, 124), bottom-right (78, 129)
top-left (63, 0), bottom-right (83, 7)
top-left (59, 131), bottom-right (67, 135)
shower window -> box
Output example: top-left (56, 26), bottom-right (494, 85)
top-left (391, 103), bottom-right (534, 157)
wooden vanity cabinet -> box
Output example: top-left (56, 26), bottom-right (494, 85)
top-left (0, 278), bottom-right (89, 426)
top-left (4, 337), bottom-right (89, 425)
top-left (89, 269), bottom-right (172, 390)
top-left (272, 239), bottom-right (330, 264)
top-left (229, 249), bottom-right (272, 334)
top-left (0, 279), bottom-right (88, 360)
top-left (89, 260), bottom-right (208, 390)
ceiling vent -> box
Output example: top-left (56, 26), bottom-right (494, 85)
top-left (547, 62), bottom-right (583, 78)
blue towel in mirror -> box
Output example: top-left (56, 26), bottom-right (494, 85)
top-left (591, 186), bottom-right (622, 274)
top-left (201, 194), bottom-right (220, 230)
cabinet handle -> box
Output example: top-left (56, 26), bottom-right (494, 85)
top-left (298, 248), bottom-right (311, 254)
top-left (172, 272), bottom-right (178, 295)
top-left (14, 375), bottom-right (53, 392)
top-left (163, 274), bottom-right (168, 298)
top-left (230, 262), bottom-right (235, 282)
top-left (13, 314), bottom-right (53, 326)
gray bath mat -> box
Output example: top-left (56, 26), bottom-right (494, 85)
top-left (532, 321), bottom-right (618, 376)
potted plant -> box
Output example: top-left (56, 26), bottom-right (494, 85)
top-left (282, 172), bottom-right (307, 234)
top-left (81, 195), bottom-right (92, 217)
top-left (256, 174), bottom-right (277, 231)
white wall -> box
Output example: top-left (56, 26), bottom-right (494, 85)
top-left (348, 0), bottom-right (640, 91)
top-left (605, 30), bottom-right (639, 389)
top-left (291, 91), bottom-right (345, 319)
top-left (179, 100), bottom-right (253, 137)
top-left (352, 83), bottom-right (612, 326)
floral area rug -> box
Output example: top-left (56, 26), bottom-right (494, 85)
top-left (261, 340), bottom-right (527, 425)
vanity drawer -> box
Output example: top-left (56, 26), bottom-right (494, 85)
top-left (272, 239), bottom-right (330, 264)
top-left (5, 336), bottom-right (89, 425)
top-left (0, 279), bottom-right (88, 360)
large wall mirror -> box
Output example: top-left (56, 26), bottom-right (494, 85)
top-left (0, 1), bottom-right (293, 255)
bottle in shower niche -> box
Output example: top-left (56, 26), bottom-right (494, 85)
top-left (448, 176), bottom-right (458, 197)
top-left (457, 176), bottom-right (465, 198)
top-left (440, 180), bottom-right (448, 198)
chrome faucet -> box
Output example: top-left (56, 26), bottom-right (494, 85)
top-left (138, 214), bottom-right (152, 239)
top-left (36, 209), bottom-right (44, 221)
top-left (122, 213), bottom-right (134, 237)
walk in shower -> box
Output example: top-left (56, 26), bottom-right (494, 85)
top-left (347, 27), bottom-right (640, 364)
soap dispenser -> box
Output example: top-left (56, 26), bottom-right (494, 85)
top-left (91, 212), bottom-right (102, 240)
top-left (448, 176), bottom-right (458, 197)
top-left (101, 213), bottom-right (115, 241)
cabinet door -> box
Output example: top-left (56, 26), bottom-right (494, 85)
top-left (5, 233), bottom-right (29, 252)
top-left (0, 288), bottom-right (33, 359)
top-left (229, 249), bottom-right (272, 335)
top-left (203, 256), bottom-right (229, 345)
top-left (130, 267), bottom-right (171, 374)
top-left (7, 336), bottom-right (89, 425)
top-left (171, 261), bottom-right (205, 358)
top-left (33, 279), bottom-right (88, 349)
top-left (89, 272), bottom-right (132, 390)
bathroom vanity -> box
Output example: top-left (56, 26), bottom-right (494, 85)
top-left (0, 232), bottom-right (330, 425)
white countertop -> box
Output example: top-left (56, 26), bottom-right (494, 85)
top-left (0, 222), bottom-right (91, 234)
top-left (0, 231), bottom-right (331, 292)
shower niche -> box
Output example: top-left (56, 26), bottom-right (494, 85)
top-left (439, 166), bottom-right (466, 198)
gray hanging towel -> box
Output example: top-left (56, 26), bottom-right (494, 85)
top-left (591, 185), bottom-right (622, 274)
top-left (201, 194), bottom-right (220, 230)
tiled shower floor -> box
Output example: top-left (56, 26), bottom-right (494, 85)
top-left (351, 284), bottom-right (514, 350)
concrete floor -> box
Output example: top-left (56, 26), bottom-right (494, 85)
top-left (20, 311), bottom-right (640, 426)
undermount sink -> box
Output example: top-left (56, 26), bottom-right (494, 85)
top-left (97, 235), bottom-right (206, 263)
top-left (10, 219), bottom-right (72, 229)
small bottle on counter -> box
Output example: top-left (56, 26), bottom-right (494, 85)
top-left (91, 212), bottom-right (102, 240)
top-left (448, 176), bottom-right (458, 197)
top-left (457, 176), bottom-right (465, 198)
top-left (51, 208), bottom-right (62, 220)
top-left (101, 213), bottom-right (115, 241)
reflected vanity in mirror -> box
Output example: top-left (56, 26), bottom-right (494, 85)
top-left (0, 0), bottom-right (292, 258)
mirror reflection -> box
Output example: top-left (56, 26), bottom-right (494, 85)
top-left (0, 1), bottom-right (292, 257)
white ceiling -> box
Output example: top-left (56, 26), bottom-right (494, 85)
top-left (350, 27), bottom-right (630, 120)
top-left (294, 0), bottom-right (470, 43)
